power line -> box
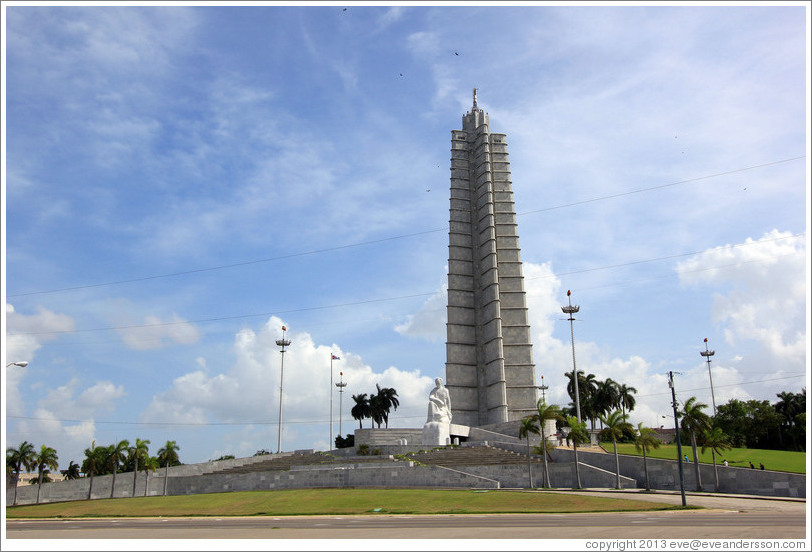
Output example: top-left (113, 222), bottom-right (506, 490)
top-left (7, 243), bottom-right (803, 339)
top-left (8, 156), bottom-right (804, 298)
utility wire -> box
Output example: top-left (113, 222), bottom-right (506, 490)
top-left (8, 236), bottom-right (804, 338)
top-left (8, 156), bottom-right (804, 298)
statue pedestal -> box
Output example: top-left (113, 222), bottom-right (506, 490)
top-left (422, 421), bottom-right (450, 446)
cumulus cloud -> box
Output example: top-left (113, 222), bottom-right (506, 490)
top-left (4, 303), bottom-right (76, 416)
top-left (394, 282), bottom-right (446, 341)
top-left (677, 230), bottom-right (806, 361)
top-left (141, 316), bottom-right (435, 457)
top-left (10, 378), bottom-right (126, 470)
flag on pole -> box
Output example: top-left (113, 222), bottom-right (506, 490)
top-left (331, 354), bottom-right (340, 360)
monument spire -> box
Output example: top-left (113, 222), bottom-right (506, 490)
top-left (445, 93), bottom-right (538, 427)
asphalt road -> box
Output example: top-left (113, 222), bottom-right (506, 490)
top-left (5, 490), bottom-right (808, 541)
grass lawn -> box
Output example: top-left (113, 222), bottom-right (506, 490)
top-left (6, 488), bottom-right (695, 518)
top-left (600, 443), bottom-right (806, 473)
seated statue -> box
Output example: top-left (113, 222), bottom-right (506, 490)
top-left (426, 377), bottom-right (452, 425)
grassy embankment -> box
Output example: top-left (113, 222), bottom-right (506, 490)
top-left (6, 488), bottom-right (695, 519)
top-left (599, 443), bottom-right (806, 474)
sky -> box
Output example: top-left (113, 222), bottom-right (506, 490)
top-left (2, 2), bottom-right (810, 474)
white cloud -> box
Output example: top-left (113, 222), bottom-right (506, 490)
top-left (677, 230), bottom-right (806, 361)
top-left (394, 282), bottom-right (446, 341)
top-left (140, 316), bottom-right (435, 457)
top-left (116, 313), bottom-right (200, 350)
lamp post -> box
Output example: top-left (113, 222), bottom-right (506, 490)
top-left (700, 338), bottom-right (717, 416)
top-left (275, 326), bottom-right (291, 454)
top-left (336, 371), bottom-right (347, 438)
top-left (330, 354), bottom-right (340, 450)
top-left (538, 375), bottom-right (549, 404)
top-left (668, 370), bottom-right (687, 507)
top-left (6, 361), bottom-right (29, 368)
top-left (561, 290), bottom-right (582, 423)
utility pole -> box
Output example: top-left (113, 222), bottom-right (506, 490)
top-left (561, 290), bottom-right (582, 423)
top-left (538, 375), bottom-right (548, 404)
top-left (275, 326), bottom-right (291, 454)
top-left (336, 371), bottom-right (347, 437)
top-left (700, 338), bottom-right (717, 416)
top-left (668, 370), bottom-right (687, 507)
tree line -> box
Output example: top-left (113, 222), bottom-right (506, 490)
top-left (6, 438), bottom-right (181, 505)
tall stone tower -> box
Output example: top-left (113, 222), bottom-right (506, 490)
top-left (445, 89), bottom-right (538, 428)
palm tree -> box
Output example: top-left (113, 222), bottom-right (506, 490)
top-left (376, 385), bottom-right (400, 428)
top-left (634, 423), bottom-right (661, 491)
top-left (594, 379), bottom-right (620, 428)
top-left (141, 456), bottom-right (160, 496)
top-left (157, 440), bottom-right (180, 496)
top-left (351, 393), bottom-right (371, 429)
top-left (518, 416), bottom-right (540, 488)
top-left (565, 415), bottom-right (589, 489)
top-left (129, 438), bottom-right (150, 497)
top-left (680, 397), bottom-right (712, 492)
top-left (65, 461), bottom-right (81, 480)
top-left (566, 371), bottom-right (598, 429)
top-left (34, 444), bottom-right (59, 504)
top-left (108, 439), bottom-right (130, 499)
top-left (82, 441), bottom-right (104, 500)
top-left (7, 440), bottom-right (36, 506)
top-left (700, 426), bottom-right (733, 493)
top-left (598, 410), bottom-right (632, 489)
top-left (368, 393), bottom-right (386, 428)
top-left (618, 384), bottom-right (638, 417)
top-left (533, 400), bottom-right (565, 488)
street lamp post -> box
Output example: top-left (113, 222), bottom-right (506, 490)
top-left (700, 338), bottom-right (717, 416)
top-left (538, 375), bottom-right (549, 404)
top-left (668, 370), bottom-right (688, 507)
top-left (561, 290), bottom-right (582, 423)
top-left (330, 354), bottom-right (340, 450)
top-left (336, 371), bottom-right (347, 438)
top-left (6, 361), bottom-right (29, 368)
top-left (275, 326), bottom-right (291, 454)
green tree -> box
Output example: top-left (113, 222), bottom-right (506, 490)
top-left (157, 440), bottom-right (180, 496)
top-left (82, 441), bottom-right (105, 500)
top-left (375, 385), bottom-right (400, 428)
top-left (64, 461), bottom-right (81, 480)
top-left (368, 393), bottom-right (386, 428)
top-left (7, 440), bottom-right (36, 506)
top-left (680, 397), bottom-right (712, 492)
top-left (634, 423), bottom-right (661, 491)
top-left (518, 416), bottom-right (540, 488)
top-left (141, 456), bottom-right (160, 497)
top-left (598, 410), bottom-right (632, 489)
top-left (33, 444), bottom-right (59, 504)
top-left (593, 379), bottom-right (620, 428)
top-left (532, 400), bottom-right (565, 488)
top-left (565, 370), bottom-right (598, 428)
top-left (565, 416), bottom-right (589, 489)
top-left (700, 427), bottom-right (733, 493)
top-left (108, 439), bottom-right (130, 499)
top-left (618, 383), bottom-right (638, 416)
top-left (129, 438), bottom-right (151, 497)
top-left (351, 393), bottom-right (371, 429)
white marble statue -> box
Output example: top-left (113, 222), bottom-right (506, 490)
top-left (422, 378), bottom-right (452, 445)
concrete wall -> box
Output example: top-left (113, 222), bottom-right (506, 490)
top-left (549, 448), bottom-right (806, 498)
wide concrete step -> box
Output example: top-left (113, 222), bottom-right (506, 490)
top-left (209, 452), bottom-right (397, 475)
top-left (402, 445), bottom-right (543, 467)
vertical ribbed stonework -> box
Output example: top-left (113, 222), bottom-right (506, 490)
top-left (445, 90), bottom-right (538, 428)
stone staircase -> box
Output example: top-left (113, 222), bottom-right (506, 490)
top-left (401, 445), bottom-right (542, 467)
top-left (208, 451), bottom-right (397, 475)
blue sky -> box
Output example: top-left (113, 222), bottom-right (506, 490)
top-left (3, 3), bottom-right (809, 472)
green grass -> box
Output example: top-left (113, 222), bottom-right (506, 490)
top-left (600, 443), bottom-right (806, 474)
top-left (6, 488), bottom-right (695, 519)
